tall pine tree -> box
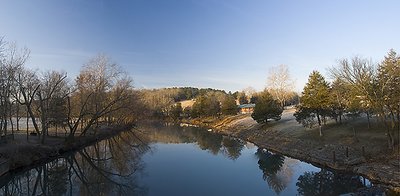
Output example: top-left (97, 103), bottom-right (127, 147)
top-left (251, 90), bottom-right (282, 124)
top-left (221, 96), bottom-right (238, 115)
top-left (295, 71), bottom-right (331, 127)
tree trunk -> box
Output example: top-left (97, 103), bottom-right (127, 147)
top-left (9, 102), bottom-right (14, 139)
top-left (26, 105), bottom-right (40, 135)
top-left (9, 116), bottom-right (14, 140)
top-left (39, 93), bottom-right (47, 144)
top-left (16, 102), bottom-right (20, 131)
top-left (388, 132), bottom-right (394, 150)
top-left (316, 112), bottom-right (322, 126)
top-left (319, 125), bottom-right (323, 137)
top-left (366, 111), bottom-right (371, 129)
top-left (382, 116), bottom-right (394, 150)
top-left (2, 99), bottom-right (7, 138)
top-left (26, 111), bottom-right (29, 141)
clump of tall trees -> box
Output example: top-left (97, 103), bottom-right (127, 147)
top-left (249, 64), bottom-right (298, 125)
top-left (294, 71), bottom-right (331, 129)
top-left (0, 37), bottom-right (142, 143)
top-left (235, 87), bottom-right (257, 104)
top-left (141, 87), bottom-right (238, 120)
top-left (251, 90), bottom-right (283, 124)
top-left (190, 91), bottom-right (237, 118)
top-left (141, 83), bottom-right (298, 121)
top-left (295, 49), bottom-right (400, 149)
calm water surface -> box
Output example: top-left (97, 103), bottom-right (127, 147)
top-left (0, 125), bottom-right (382, 195)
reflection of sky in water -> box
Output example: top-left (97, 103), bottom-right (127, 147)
top-left (141, 143), bottom-right (277, 196)
top-left (0, 126), bottom-right (377, 195)
top-left (140, 139), bottom-right (367, 196)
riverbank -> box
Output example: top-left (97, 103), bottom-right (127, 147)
top-left (182, 110), bottom-right (400, 191)
top-left (0, 125), bottom-right (133, 176)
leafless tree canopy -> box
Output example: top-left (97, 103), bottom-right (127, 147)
top-left (328, 54), bottom-right (400, 149)
top-left (0, 38), bottom-right (141, 143)
top-left (266, 64), bottom-right (295, 107)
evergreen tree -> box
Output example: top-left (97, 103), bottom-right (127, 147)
top-left (251, 90), bottom-right (282, 124)
top-left (295, 71), bottom-right (331, 127)
top-left (221, 96), bottom-right (238, 115)
top-left (204, 94), bottom-right (221, 116)
top-left (238, 92), bottom-right (248, 104)
top-left (170, 102), bottom-right (182, 121)
top-left (182, 107), bottom-right (191, 118)
top-left (190, 94), bottom-right (221, 117)
top-left (249, 95), bottom-right (258, 104)
top-left (191, 96), bottom-right (205, 118)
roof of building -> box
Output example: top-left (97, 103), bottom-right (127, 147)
top-left (238, 104), bottom-right (255, 109)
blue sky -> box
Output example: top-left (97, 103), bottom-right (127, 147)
top-left (1, 0), bottom-right (399, 92)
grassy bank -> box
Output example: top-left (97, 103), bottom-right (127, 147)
top-left (182, 109), bottom-right (400, 191)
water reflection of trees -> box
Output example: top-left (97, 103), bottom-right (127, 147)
top-left (0, 130), bottom-right (149, 196)
top-left (221, 137), bottom-right (246, 160)
top-left (255, 148), bottom-right (368, 195)
top-left (255, 148), bottom-right (287, 194)
top-left (142, 126), bottom-right (246, 160)
top-left (296, 169), bottom-right (365, 196)
top-left (194, 129), bottom-right (223, 155)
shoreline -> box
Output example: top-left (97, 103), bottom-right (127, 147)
top-left (0, 125), bottom-right (133, 178)
top-left (182, 115), bottom-right (400, 191)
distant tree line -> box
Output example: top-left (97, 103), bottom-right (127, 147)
top-left (140, 80), bottom-right (299, 123)
top-left (190, 91), bottom-right (237, 118)
top-left (0, 37), bottom-right (143, 143)
top-left (141, 88), bottom-right (238, 120)
top-left (294, 49), bottom-right (399, 149)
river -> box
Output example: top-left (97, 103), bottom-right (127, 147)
top-left (0, 125), bottom-right (389, 195)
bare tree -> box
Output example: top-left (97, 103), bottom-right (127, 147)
top-left (36, 71), bottom-right (69, 143)
top-left (140, 89), bottom-right (175, 117)
top-left (15, 69), bottom-right (41, 136)
top-left (377, 50), bottom-right (400, 150)
top-left (0, 40), bottom-right (30, 140)
top-left (0, 39), bottom-right (139, 144)
top-left (66, 54), bottom-right (133, 140)
top-left (266, 64), bottom-right (295, 108)
top-left (330, 56), bottom-right (398, 149)
top-left (242, 86), bottom-right (256, 103)
top-left (330, 57), bottom-right (376, 116)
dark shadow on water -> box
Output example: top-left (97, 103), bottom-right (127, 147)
top-left (296, 169), bottom-right (366, 196)
top-left (0, 130), bottom-right (150, 196)
top-left (1, 125), bottom-right (390, 195)
top-left (254, 148), bottom-right (376, 196)
top-left (221, 137), bottom-right (246, 160)
top-left (140, 125), bottom-right (246, 160)
top-left (255, 148), bottom-right (286, 194)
